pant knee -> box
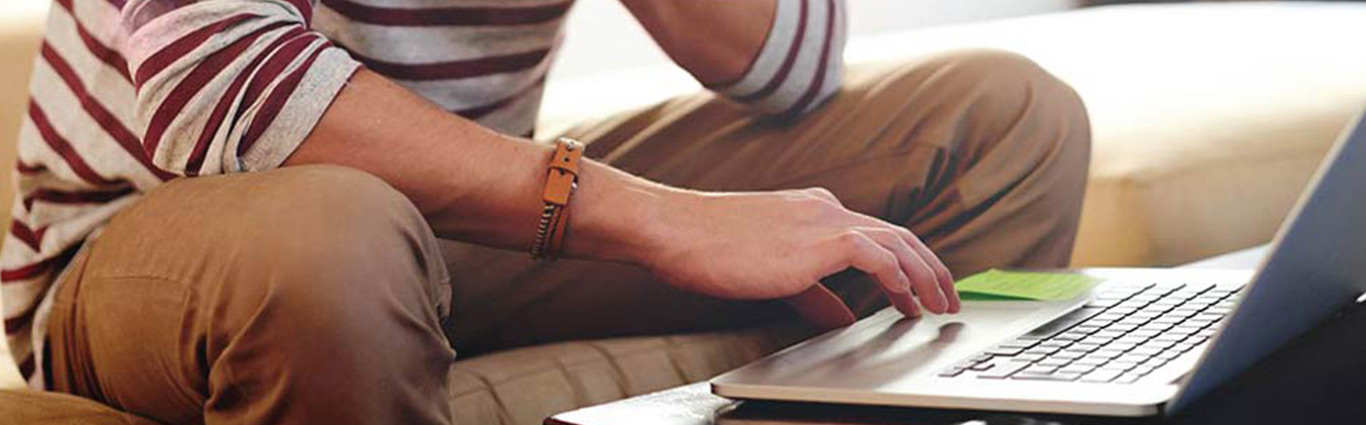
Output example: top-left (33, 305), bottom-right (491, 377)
top-left (148, 165), bottom-right (455, 361)
top-left (77, 165), bottom-right (455, 424)
top-left (901, 49), bottom-right (1089, 155)
top-left (233, 165), bottom-right (451, 322)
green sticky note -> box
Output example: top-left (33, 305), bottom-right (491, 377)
top-left (954, 269), bottom-right (1099, 301)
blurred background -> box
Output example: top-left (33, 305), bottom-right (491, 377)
top-left (551, 0), bottom-right (1075, 81)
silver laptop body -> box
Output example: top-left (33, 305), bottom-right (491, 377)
top-left (711, 109), bottom-right (1366, 416)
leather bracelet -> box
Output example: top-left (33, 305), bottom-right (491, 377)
top-left (532, 138), bottom-right (583, 260)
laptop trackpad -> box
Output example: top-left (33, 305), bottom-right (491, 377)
top-left (723, 302), bottom-right (1069, 389)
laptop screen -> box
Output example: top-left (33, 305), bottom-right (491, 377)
top-left (1168, 109), bottom-right (1366, 412)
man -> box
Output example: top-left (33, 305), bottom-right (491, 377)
top-left (3, 0), bottom-right (1089, 423)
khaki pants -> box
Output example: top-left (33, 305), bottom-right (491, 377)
top-left (48, 50), bottom-right (1090, 425)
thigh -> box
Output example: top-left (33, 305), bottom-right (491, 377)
top-left (446, 49), bottom-right (1090, 353)
top-left (48, 166), bottom-right (453, 425)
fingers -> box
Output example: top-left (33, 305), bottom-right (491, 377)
top-left (840, 231), bottom-right (921, 318)
top-left (784, 284), bottom-right (857, 330)
top-left (857, 228), bottom-right (950, 314)
top-left (848, 211), bottom-right (959, 315)
top-left (804, 187), bottom-right (958, 315)
top-left (894, 228), bottom-right (960, 314)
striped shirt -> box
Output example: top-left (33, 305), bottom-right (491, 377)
top-left (4, 0), bottom-right (845, 389)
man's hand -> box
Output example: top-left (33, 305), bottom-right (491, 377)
top-left (641, 188), bottom-right (962, 328)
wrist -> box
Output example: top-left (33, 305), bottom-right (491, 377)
top-left (562, 163), bottom-right (687, 266)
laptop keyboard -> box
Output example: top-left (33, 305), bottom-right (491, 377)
top-left (938, 282), bottom-right (1242, 384)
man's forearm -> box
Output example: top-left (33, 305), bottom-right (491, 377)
top-left (284, 67), bottom-right (958, 326)
top-left (284, 69), bottom-right (672, 263)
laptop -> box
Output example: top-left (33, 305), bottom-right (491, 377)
top-left (710, 109), bottom-right (1366, 416)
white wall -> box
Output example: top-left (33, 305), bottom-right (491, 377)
top-left (550, 0), bottom-right (1077, 80)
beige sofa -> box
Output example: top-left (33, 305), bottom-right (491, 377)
top-left (4, 2), bottom-right (1366, 424)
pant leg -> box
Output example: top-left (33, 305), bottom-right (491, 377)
top-left (445, 49), bottom-right (1091, 354)
top-left (46, 165), bottom-right (455, 425)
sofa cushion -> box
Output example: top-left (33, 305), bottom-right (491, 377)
top-left (445, 325), bottom-right (806, 425)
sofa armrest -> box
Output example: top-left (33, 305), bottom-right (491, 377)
top-left (0, 0), bottom-right (48, 391)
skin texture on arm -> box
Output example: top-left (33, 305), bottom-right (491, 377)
top-left (285, 70), bottom-right (663, 263)
top-left (619, 0), bottom-right (777, 85)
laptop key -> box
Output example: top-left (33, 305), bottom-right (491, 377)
top-left (1090, 349), bottom-right (1126, 360)
top-left (1129, 347), bottom-right (1162, 357)
top-left (1079, 336), bottom-right (1113, 346)
top-left (1106, 341), bottom-right (1140, 351)
top-left (1130, 366), bottom-right (1159, 376)
top-left (1037, 340), bottom-right (1070, 349)
top-left (1205, 307), bottom-right (1232, 315)
top-left (1093, 330), bottom-right (1126, 339)
top-left (1142, 340), bottom-right (1176, 350)
top-left (1194, 313), bottom-right (1225, 322)
top-left (1170, 308), bottom-right (1202, 317)
top-left (968, 361), bottom-right (996, 371)
top-left (1021, 365), bottom-right (1061, 374)
top-left (1081, 369), bottom-right (1124, 383)
top-left (1129, 312), bottom-right (1161, 320)
top-left (1152, 334), bottom-right (1185, 343)
top-left (1140, 358), bottom-right (1171, 369)
top-left (1116, 318), bottom-right (1148, 327)
top-left (977, 360), bottom-right (1031, 379)
top-left (1021, 307), bottom-right (1106, 339)
top-left (1172, 342), bottom-right (1199, 352)
top-left (1072, 325), bottom-right (1104, 334)
top-left (1072, 358), bottom-right (1108, 367)
top-left (985, 346), bottom-right (1025, 356)
top-left (1168, 327), bottom-right (1199, 337)
top-left (1107, 323), bottom-right (1140, 332)
top-left (1113, 373), bottom-right (1144, 384)
top-left (1012, 371), bottom-right (1083, 381)
top-left (1085, 299), bottom-right (1122, 308)
top-left (1069, 343), bottom-right (1102, 352)
top-left (1090, 313), bottom-right (1125, 322)
top-left (1059, 364), bottom-right (1098, 375)
top-left (1054, 332), bottom-right (1090, 341)
top-left (999, 340), bottom-right (1037, 349)
top-left (1107, 361), bottom-right (1140, 371)
top-left (1128, 330), bottom-right (1161, 339)
top-left (1015, 353), bottom-right (1046, 362)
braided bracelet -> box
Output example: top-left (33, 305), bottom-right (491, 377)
top-left (531, 138), bottom-right (583, 260)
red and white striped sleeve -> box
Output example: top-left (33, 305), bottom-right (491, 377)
top-left (709, 0), bottom-right (847, 118)
top-left (119, 0), bottom-right (360, 176)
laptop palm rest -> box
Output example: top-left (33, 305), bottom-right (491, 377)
top-left (716, 300), bottom-right (1075, 390)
